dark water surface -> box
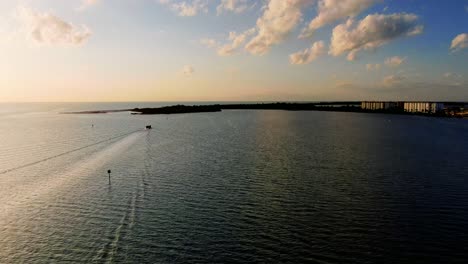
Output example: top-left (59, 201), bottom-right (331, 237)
top-left (0, 103), bottom-right (467, 263)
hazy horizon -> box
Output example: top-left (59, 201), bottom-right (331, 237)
top-left (2, 100), bottom-right (468, 104)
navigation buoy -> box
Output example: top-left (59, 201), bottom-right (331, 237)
top-left (107, 169), bottom-right (111, 184)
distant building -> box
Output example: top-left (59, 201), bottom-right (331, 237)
top-left (360, 101), bottom-right (465, 115)
top-left (361, 101), bottom-right (384, 110)
top-left (403, 102), bottom-right (444, 114)
top-left (361, 101), bottom-right (403, 110)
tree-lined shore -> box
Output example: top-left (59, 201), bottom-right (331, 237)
top-left (61, 102), bottom-right (467, 118)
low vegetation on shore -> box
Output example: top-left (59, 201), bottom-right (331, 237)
top-left (62, 102), bottom-right (467, 118)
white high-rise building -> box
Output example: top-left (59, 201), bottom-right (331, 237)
top-left (403, 102), bottom-right (444, 113)
top-left (361, 101), bottom-right (400, 110)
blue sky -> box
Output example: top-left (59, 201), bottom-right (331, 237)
top-left (0, 0), bottom-right (467, 102)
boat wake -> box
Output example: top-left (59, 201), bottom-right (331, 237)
top-left (0, 130), bottom-right (146, 218)
top-left (0, 129), bottom-right (144, 176)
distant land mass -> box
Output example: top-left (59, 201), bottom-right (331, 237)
top-left (61, 102), bottom-right (468, 118)
top-left (62, 102), bottom-right (361, 115)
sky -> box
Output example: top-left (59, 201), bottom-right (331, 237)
top-left (0, 0), bottom-right (467, 102)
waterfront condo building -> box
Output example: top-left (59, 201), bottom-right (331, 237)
top-left (403, 102), bottom-right (444, 114)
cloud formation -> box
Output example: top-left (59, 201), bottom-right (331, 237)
top-left (159, 0), bottom-right (209, 16)
top-left (78, 0), bottom-right (100, 11)
top-left (385, 56), bottom-right (406, 67)
top-left (382, 74), bottom-right (405, 87)
top-left (329, 13), bottom-right (423, 60)
top-left (334, 79), bottom-right (354, 88)
top-left (183, 65), bottom-right (195, 75)
top-left (200, 28), bottom-right (256, 56)
top-left (217, 0), bottom-right (250, 15)
top-left (289, 40), bottom-right (326, 65)
top-left (200, 38), bottom-right (218, 48)
top-left (245, 0), bottom-right (310, 55)
top-left (16, 6), bottom-right (91, 45)
top-left (450, 33), bottom-right (468, 51)
top-left (366, 63), bottom-right (381, 71)
top-left (443, 72), bottom-right (463, 79)
top-left (301, 0), bottom-right (377, 38)
top-left (217, 28), bottom-right (256, 56)
top-left (443, 72), bottom-right (463, 86)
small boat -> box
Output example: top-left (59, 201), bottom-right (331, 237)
top-left (146, 125), bottom-right (152, 129)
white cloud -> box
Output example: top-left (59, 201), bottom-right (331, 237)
top-left (443, 72), bottom-right (463, 81)
top-left (217, 28), bottom-right (255, 56)
top-left (443, 72), bottom-right (463, 86)
top-left (183, 65), bottom-right (194, 75)
top-left (385, 56), bottom-right (406, 67)
top-left (201, 28), bottom-right (256, 56)
top-left (450, 33), bottom-right (468, 51)
top-left (216, 45), bottom-right (235, 56)
top-left (78, 0), bottom-right (100, 11)
top-left (335, 79), bottom-right (354, 88)
top-left (382, 74), bottom-right (405, 87)
top-left (301, 0), bottom-right (378, 38)
top-left (329, 13), bottom-right (423, 61)
top-left (217, 0), bottom-right (249, 15)
top-left (159, 0), bottom-right (209, 17)
top-left (289, 40), bottom-right (326, 65)
top-left (15, 6), bottom-right (91, 45)
top-left (200, 38), bottom-right (218, 48)
top-left (245, 0), bottom-right (311, 55)
top-left (443, 72), bottom-right (462, 79)
top-left (366, 63), bottom-right (380, 71)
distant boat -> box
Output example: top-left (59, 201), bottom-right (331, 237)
top-left (146, 125), bottom-right (152, 129)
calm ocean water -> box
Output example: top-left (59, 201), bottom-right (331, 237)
top-left (0, 102), bottom-right (467, 263)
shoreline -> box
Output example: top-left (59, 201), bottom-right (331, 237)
top-left (60, 103), bottom-right (468, 118)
